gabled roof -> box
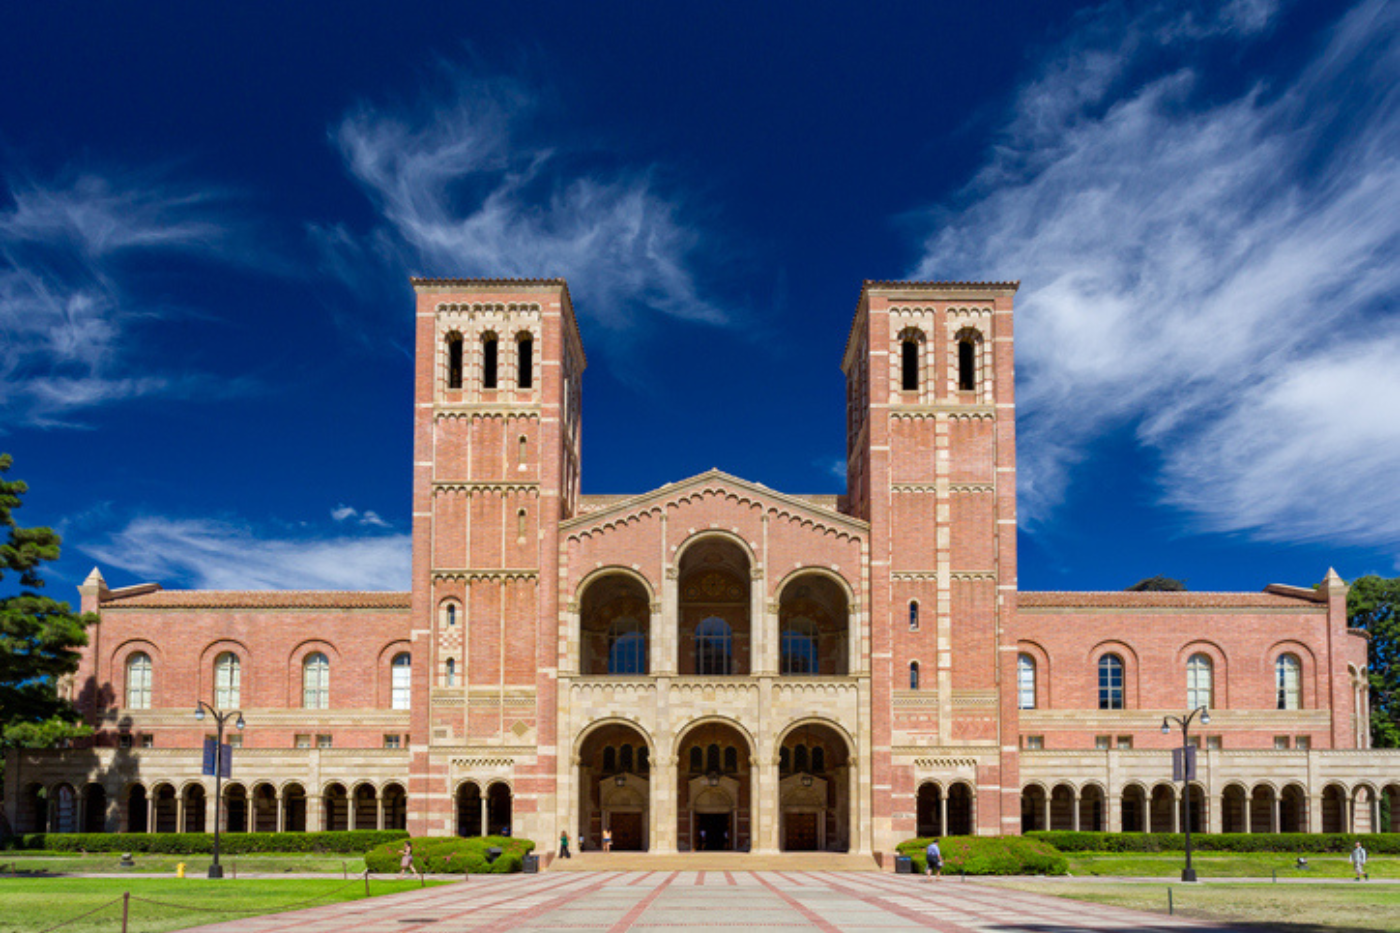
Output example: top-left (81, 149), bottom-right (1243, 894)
top-left (561, 468), bottom-right (867, 533)
top-left (1017, 590), bottom-right (1325, 610)
top-left (102, 590), bottom-right (411, 610)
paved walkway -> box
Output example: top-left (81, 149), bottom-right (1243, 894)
top-left (178, 871), bottom-right (1261, 933)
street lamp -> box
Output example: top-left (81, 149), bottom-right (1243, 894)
top-left (1162, 705), bottom-right (1209, 882)
top-left (194, 701), bottom-right (245, 879)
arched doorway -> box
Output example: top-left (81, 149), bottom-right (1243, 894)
top-left (946, 783), bottom-right (974, 835)
top-left (578, 721), bottom-right (652, 851)
top-left (1221, 784), bottom-right (1247, 833)
top-left (1150, 784), bottom-right (1175, 832)
top-left (1280, 784), bottom-right (1307, 833)
top-left (777, 573), bottom-right (849, 675)
top-left (487, 782), bottom-right (512, 836)
top-left (678, 720), bottom-right (751, 851)
top-left (580, 574), bottom-right (651, 675)
top-left (353, 784), bottom-right (377, 830)
top-left (678, 538), bottom-right (751, 675)
top-left (224, 784), bottom-right (248, 832)
top-left (20, 784), bottom-right (48, 834)
top-left (777, 722), bottom-right (851, 851)
top-left (52, 783), bottom-right (78, 833)
top-left (82, 784), bottom-right (108, 833)
top-left (918, 783), bottom-right (945, 836)
top-left (1020, 785), bottom-right (1046, 832)
top-left (126, 784), bottom-right (148, 833)
top-left (382, 784), bottom-right (407, 831)
top-left (456, 782), bottom-right (483, 837)
top-left (182, 784), bottom-right (206, 833)
top-left (1080, 785), bottom-right (1105, 832)
top-left (1121, 784), bottom-right (1146, 832)
top-left (1184, 783), bottom-right (1205, 833)
top-left (322, 783), bottom-right (348, 832)
top-left (252, 783), bottom-right (278, 832)
top-left (1322, 784), bottom-right (1347, 833)
top-left (1249, 785), bottom-right (1276, 833)
top-left (152, 784), bottom-right (178, 833)
top-left (282, 784), bottom-right (307, 832)
top-left (1050, 784), bottom-right (1075, 831)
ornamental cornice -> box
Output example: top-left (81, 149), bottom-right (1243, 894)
top-left (434, 408), bottom-right (541, 421)
top-left (949, 571), bottom-right (998, 582)
top-left (949, 483), bottom-right (995, 494)
top-left (431, 569), bottom-right (540, 583)
top-left (891, 571), bottom-right (939, 582)
top-left (432, 482), bottom-right (541, 495)
top-left (450, 757), bottom-right (516, 770)
top-left (890, 484), bottom-right (938, 494)
top-left (889, 406), bottom-right (995, 420)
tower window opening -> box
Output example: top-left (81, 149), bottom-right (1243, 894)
top-left (910, 661), bottom-right (920, 691)
top-left (446, 334), bottom-right (463, 389)
top-left (482, 334), bottom-right (498, 389)
top-left (517, 334), bottom-right (533, 389)
top-left (445, 657), bottom-right (456, 687)
top-left (909, 601), bottom-right (919, 631)
top-left (517, 508), bottom-right (527, 540)
top-left (901, 339), bottom-right (919, 391)
top-left (958, 337), bottom-right (977, 391)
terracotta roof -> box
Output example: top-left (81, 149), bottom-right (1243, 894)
top-left (1018, 591), bottom-right (1324, 610)
top-left (103, 591), bottom-right (411, 610)
top-left (410, 277), bottom-right (568, 288)
top-left (863, 279), bottom-right (1021, 291)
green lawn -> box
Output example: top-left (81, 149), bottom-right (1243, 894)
top-left (1066, 852), bottom-right (1399, 880)
top-left (0, 852), bottom-right (366, 875)
top-left (0, 877), bottom-right (443, 933)
top-left (985, 879), bottom-right (1400, 933)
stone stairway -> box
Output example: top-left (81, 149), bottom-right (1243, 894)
top-left (547, 851), bottom-right (881, 872)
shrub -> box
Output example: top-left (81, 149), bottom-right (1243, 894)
top-left (1, 830), bottom-right (408, 854)
top-left (896, 836), bottom-right (1068, 875)
top-left (364, 836), bottom-right (536, 874)
top-left (1025, 832), bottom-right (1400, 855)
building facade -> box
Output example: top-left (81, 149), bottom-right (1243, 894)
top-left (6, 278), bottom-right (1397, 853)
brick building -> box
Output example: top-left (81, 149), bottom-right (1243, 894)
top-left (6, 278), bottom-right (1398, 853)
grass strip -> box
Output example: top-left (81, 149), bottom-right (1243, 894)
top-left (1065, 852), bottom-right (1399, 879)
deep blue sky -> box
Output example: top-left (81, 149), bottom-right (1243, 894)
top-left (3, 1), bottom-right (1397, 597)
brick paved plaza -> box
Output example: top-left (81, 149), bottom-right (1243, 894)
top-left (180, 871), bottom-right (1252, 933)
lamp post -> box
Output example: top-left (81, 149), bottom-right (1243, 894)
top-left (194, 701), bottom-right (244, 879)
top-left (1161, 705), bottom-right (1209, 882)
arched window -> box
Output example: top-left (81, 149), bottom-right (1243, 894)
top-left (391, 653), bottom-right (412, 710)
top-left (780, 617), bottom-right (819, 675)
top-left (481, 334), bottom-right (498, 389)
top-left (1098, 654), bottom-right (1124, 710)
top-left (517, 334), bottom-right (533, 389)
top-left (910, 661), bottom-right (920, 691)
top-left (445, 603), bottom-right (457, 627)
top-left (706, 743), bottom-right (721, 774)
top-left (812, 746), bottom-right (825, 773)
top-left (689, 746), bottom-right (703, 773)
top-left (1017, 653), bottom-right (1036, 710)
top-left (793, 744), bottom-right (809, 773)
top-left (619, 744), bottom-right (633, 772)
top-left (638, 747), bottom-right (650, 772)
top-left (126, 652), bottom-right (152, 709)
top-left (1276, 654), bottom-right (1301, 710)
top-left (901, 339), bottom-right (919, 391)
top-left (723, 746), bottom-right (738, 773)
top-left (445, 657), bottom-right (456, 687)
top-left (780, 746), bottom-right (791, 773)
top-left (213, 652), bottom-right (240, 708)
top-left (446, 333), bottom-right (463, 388)
top-left (695, 617), bottom-right (732, 676)
top-left (603, 746), bottom-right (617, 772)
top-left (518, 435), bottom-right (528, 465)
top-left (607, 618), bottom-right (647, 675)
top-left (516, 508), bottom-right (527, 539)
top-left (909, 601), bottom-right (919, 631)
top-left (958, 336), bottom-right (977, 390)
top-left (1187, 653), bottom-right (1213, 709)
top-left (302, 652), bottom-right (329, 709)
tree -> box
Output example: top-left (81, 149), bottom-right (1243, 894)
top-left (1, 454), bottom-right (96, 780)
top-left (1348, 574), bottom-right (1400, 749)
top-left (1126, 576), bottom-right (1187, 591)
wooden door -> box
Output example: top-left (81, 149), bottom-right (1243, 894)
top-left (610, 811), bottom-right (644, 850)
top-left (784, 812), bottom-right (818, 851)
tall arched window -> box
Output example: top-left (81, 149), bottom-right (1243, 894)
top-left (391, 653), bottom-right (412, 710)
top-left (603, 746), bottom-right (617, 772)
top-left (213, 652), bottom-right (241, 708)
top-left (1276, 654), bottom-right (1301, 710)
top-left (126, 652), bottom-right (152, 709)
top-left (723, 746), bottom-right (738, 773)
top-left (1098, 654), bottom-right (1124, 710)
top-left (517, 333), bottom-right (533, 389)
top-left (446, 333), bottom-right (463, 388)
top-left (1017, 653), bottom-right (1036, 709)
top-left (909, 601), bottom-right (919, 631)
top-left (958, 336), bottom-right (977, 390)
top-left (901, 338), bottom-right (920, 391)
top-left (445, 657), bottom-right (456, 687)
top-left (780, 617), bottom-right (819, 675)
top-left (445, 603), bottom-right (456, 627)
top-left (910, 661), bottom-right (920, 690)
top-left (1187, 653), bottom-right (1213, 709)
top-left (303, 652), bottom-right (329, 710)
top-left (695, 617), bottom-right (732, 675)
top-left (607, 618), bottom-right (647, 675)
top-left (481, 334), bottom-right (498, 389)
top-left (620, 744), bottom-right (634, 772)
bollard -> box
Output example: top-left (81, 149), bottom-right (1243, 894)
top-left (122, 891), bottom-right (130, 933)
top-left (1168, 887), bottom-right (1174, 916)
top-left (232, 859), bottom-right (237, 880)
top-left (177, 862), bottom-right (186, 879)
top-left (1272, 869), bottom-right (1277, 883)
top-left (365, 871), bottom-right (371, 897)
top-left (343, 861), bottom-right (348, 880)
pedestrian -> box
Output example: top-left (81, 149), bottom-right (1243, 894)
top-left (559, 830), bottom-right (571, 859)
top-left (397, 841), bottom-right (415, 878)
top-left (1351, 840), bottom-right (1369, 881)
top-left (925, 838), bottom-right (943, 879)
top-left (698, 829), bottom-right (706, 851)
top-left (603, 827), bottom-right (613, 852)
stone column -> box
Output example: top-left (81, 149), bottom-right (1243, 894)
top-left (480, 796), bottom-right (488, 837)
top-left (1208, 792), bottom-right (1222, 835)
top-left (755, 755), bottom-right (779, 853)
top-left (1244, 796), bottom-right (1252, 834)
top-left (176, 794), bottom-right (186, 833)
top-left (277, 794), bottom-right (285, 833)
top-left (652, 756), bottom-right (677, 852)
top-left (1344, 795), bottom-right (1354, 833)
top-left (1041, 795), bottom-right (1050, 832)
top-left (377, 796), bottom-right (385, 831)
top-left (308, 794), bottom-right (323, 833)
top-left (940, 793), bottom-right (949, 837)
top-left (848, 764), bottom-right (862, 854)
top-left (1107, 787), bottom-right (1121, 833)
top-left (660, 565), bottom-right (679, 676)
top-left (1271, 795), bottom-right (1281, 834)
top-left (1072, 792), bottom-right (1082, 832)
top-left (1171, 788), bottom-right (1180, 833)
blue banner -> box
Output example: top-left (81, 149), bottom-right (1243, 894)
top-left (202, 737), bottom-right (217, 776)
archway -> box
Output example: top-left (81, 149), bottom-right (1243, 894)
top-left (20, 784), bottom-right (48, 834)
top-left (182, 784), bottom-right (206, 833)
top-left (1383, 783), bottom-right (1400, 833)
top-left (678, 538), bottom-right (751, 675)
top-left (1150, 784), bottom-right (1175, 832)
top-left (1322, 784), bottom-right (1347, 833)
top-left (946, 783), bottom-right (974, 835)
top-left (580, 573), bottom-right (651, 675)
top-left (1280, 784), bottom-right (1307, 834)
top-left (126, 784), bottom-right (148, 833)
top-left (487, 782), bottom-right (513, 835)
top-left (1184, 783), bottom-right (1205, 834)
top-left (1249, 785), bottom-right (1276, 833)
top-left (678, 720), bottom-right (751, 850)
top-left (322, 783), bottom-right (348, 832)
top-left (456, 783), bottom-right (483, 837)
top-left (353, 784), bottom-right (377, 830)
top-left (252, 783), bottom-right (278, 832)
top-left (225, 784), bottom-right (248, 833)
top-left (777, 573), bottom-right (849, 675)
top-left (918, 783), bottom-right (945, 837)
top-left (382, 784), bottom-right (407, 831)
top-left (778, 722), bottom-right (851, 851)
top-left (1080, 785), bottom-right (1106, 832)
top-left (282, 784), bottom-right (307, 832)
top-left (52, 783), bottom-right (78, 833)
top-left (82, 784), bottom-right (108, 833)
top-left (1121, 785), bottom-right (1147, 833)
top-left (1020, 785), bottom-right (1046, 832)
top-left (152, 784), bottom-right (178, 833)
top-left (1221, 785), bottom-right (1247, 833)
top-left (1050, 784), bottom-right (1075, 831)
top-left (578, 721), bottom-right (651, 851)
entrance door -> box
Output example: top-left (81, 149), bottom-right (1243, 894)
top-left (785, 812), bottom-right (819, 851)
top-left (610, 812), bottom-right (644, 851)
top-left (696, 812), bottom-right (731, 850)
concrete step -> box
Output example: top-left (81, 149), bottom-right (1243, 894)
top-left (547, 851), bottom-right (880, 872)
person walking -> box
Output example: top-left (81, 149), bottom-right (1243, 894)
top-left (559, 830), bottom-right (572, 859)
top-left (397, 841), bottom-right (415, 878)
top-left (1351, 840), bottom-right (1369, 881)
top-left (925, 839), bottom-right (943, 879)
top-left (602, 827), bottom-right (613, 852)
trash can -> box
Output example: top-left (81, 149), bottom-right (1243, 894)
top-left (522, 854), bottom-right (539, 874)
top-left (485, 846), bottom-right (503, 864)
top-left (894, 855), bottom-right (913, 874)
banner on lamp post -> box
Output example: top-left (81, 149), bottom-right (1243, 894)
top-left (1172, 746), bottom-right (1197, 782)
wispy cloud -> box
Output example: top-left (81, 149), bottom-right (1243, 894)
top-left (0, 168), bottom-right (254, 428)
top-left (83, 515), bottom-right (410, 591)
top-left (316, 66), bottom-right (727, 334)
top-left (331, 503), bottom-right (391, 528)
top-left (910, 0), bottom-right (1400, 555)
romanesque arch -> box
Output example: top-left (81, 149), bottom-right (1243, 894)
top-left (776, 720), bottom-right (852, 851)
top-left (579, 571), bottom-right (653, 676)
top-left (676, 718), bottom-right (754, 850)
top-left (676, 535), bottom-right (752, 676)
top-left (577, 719), bottom-right (652, 851)
top-left (775, 571), bottom-right (850, 676)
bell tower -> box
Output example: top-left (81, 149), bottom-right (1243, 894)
top-left (843, 279), bottom-right (1020, 846)
top-left (408, 278), bottom-right (584, 839)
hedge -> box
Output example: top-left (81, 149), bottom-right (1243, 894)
top-left (364, 836), bottom-right (535, 874)
top-left (0, 830), bottom-right (408, 855)
top-left (896, 835), bottom-right (1068, 875)
top-left (1025, 832), bottom-right (1400, 855)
